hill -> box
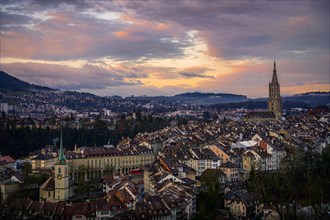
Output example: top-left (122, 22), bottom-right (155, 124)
top-left (210, 100), bottom-right (311, 110)
top-left (127, 92), bottom-right (248, 105)
top-left (210, 92), bottom-right (329, 110)
top-left (284, 92), bottom-right (330, 107)
top-left (0, 71), bottom-right (55, 92)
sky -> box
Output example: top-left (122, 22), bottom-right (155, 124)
top-left (0, 0), bottom-right (329, 98)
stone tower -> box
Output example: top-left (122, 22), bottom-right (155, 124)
top-left (268, 61), bottom-right (282, 120)
top-left (54, 129), bottom-right (69, 201)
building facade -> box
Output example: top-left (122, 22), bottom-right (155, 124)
top-left (66, 145), bottom-right (155, 180)
top-left (268, 61), bottom-right (282, 120)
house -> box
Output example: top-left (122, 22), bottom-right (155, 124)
top-left (252, 135), bottom-right (287, 170)
top-left (263, 203), bottom-right (280, 220)
top-left (223, 190), bottom-right (262, 218)
top-left (242, 150), bottom-right (272, 171)
top-left (135, 196), bottom-right (171, 220)
top-left (0, 180), bottom-right (20, 205)
top-left (219, 161), bottom-right (239, 182)
top-left (31, 154), bottom-right (56, 170)
top-left (0, 155), bottom-right (15, 169)
top-left (160, 184), bottom-right (196, 219)
top-left (189, 148), bottom-right (220, 176)
top-left (39, 177), bottom-right (55, 202)
top-left (208, 144), bottom-right (232, 165)
top-left (61, 202), bottom-right (96, 220)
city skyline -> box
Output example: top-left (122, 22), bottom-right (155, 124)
top-left (1, 0), bottom-right (329, 98)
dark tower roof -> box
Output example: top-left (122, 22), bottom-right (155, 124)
top-left (271, 61), bottom-right (279, 85)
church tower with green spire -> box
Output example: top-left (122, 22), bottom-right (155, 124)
top-left (268, 61), bottom-right (282, 120)
top-left (54, 129), bottom-right (69, 201)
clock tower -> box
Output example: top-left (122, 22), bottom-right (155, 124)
top-left (54, 130), bottom-right (69, 201)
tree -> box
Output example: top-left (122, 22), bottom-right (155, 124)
top-left (247, 147), bottom-right (330, 220)
top-left (136, 109), bottom-right (142, 122)
top-left (194, 169), bottom-right (225, 219)
top-left (1, 111), bottom-right (6, 118)
top-left (104, 164), bottom-right (115, 176)
top-left (74, 165), bottom-right (91, 199)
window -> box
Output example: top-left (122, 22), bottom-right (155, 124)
top-left (58, 167), bottom-right (61, 174)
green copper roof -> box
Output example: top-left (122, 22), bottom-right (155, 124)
top-left (57, 129), bottom-right (66, 163)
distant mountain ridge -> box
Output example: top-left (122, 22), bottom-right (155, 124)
top-left (283, 92), bottom-right (329, 107)
top-left (174, 92), bottom-right (246, 98)
top-left (0, 71), bottom-right (55, 92)
top-left (171, 92), bottom-right (248, 105)
top-left (0, 71), bottom-right (328, 107)
top-left (127, 92), bottom-right (249, 105)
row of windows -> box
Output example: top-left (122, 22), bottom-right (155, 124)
top-left (71, 155), bottom-right (154, 169)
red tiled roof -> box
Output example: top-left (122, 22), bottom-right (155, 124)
top-left (0, 155), bottom-right (15, 164)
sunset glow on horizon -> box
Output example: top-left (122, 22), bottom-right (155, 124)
top-left (0, 0), bottom-right (329, 97)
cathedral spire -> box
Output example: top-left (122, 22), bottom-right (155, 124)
top-left (268, 61), bottom-right (282, 120)
top-left (272, 60), bottom-right (278, 84)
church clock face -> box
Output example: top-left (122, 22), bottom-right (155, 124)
top-left (57, 174), bottom-right (62, 180)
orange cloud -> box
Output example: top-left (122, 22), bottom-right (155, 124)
top-left (113, 31), bottom-right (130, 38)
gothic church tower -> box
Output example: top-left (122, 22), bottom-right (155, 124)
top-left (54, 130), bottom-right (69, 201)
top-left (268, 61), bottom-right (282, 120)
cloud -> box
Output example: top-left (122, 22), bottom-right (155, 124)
top-left (179, 72), bottom-right (214, 79)
top-left (2, 1), bottom-right (328, 61)
top-left (86, 84), bottom-right (192, 97)
top-left (178, 66), bottom-right (214, 78)
top-left (0, 0), bottom-right (329, 97)
top-left (1, 62), bottom-right (147, 90)
top-left (0, 2), bottom-right (191, 60)
top-left (117, 1), bottom-right (330, 60)
top-left (195, 57), bottom-right (330, 97)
